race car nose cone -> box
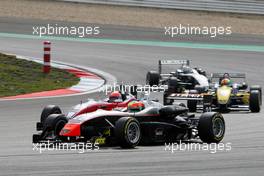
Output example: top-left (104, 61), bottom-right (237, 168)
top-left (60, 123), bottom-right (81, 136)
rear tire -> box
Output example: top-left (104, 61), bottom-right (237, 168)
top-left (146, 71), bottom-right (160, 86)
top-left (168, 77), bottom-right (180, 92)
top-left (249, 90), bottom-right (261, 112)
top-left (198, 112), bottom-right (225, 143)
top-left (187, 100), bottom-right (197, 112)
top-left (115, 117), bottom-right (141, 148)
top-left (40, 105), bottom-right (62, 124)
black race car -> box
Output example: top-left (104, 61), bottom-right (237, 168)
top-left (146, 60), bottom-right (208, 89)
top-left (146, 60), bottom-right (209, 105)
top-left (33, 98), bottom-right (225, 149)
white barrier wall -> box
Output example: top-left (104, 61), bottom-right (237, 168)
top-left (58, 0), bottom-right (264, 14)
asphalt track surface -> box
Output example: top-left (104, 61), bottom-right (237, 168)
top-left (0, 17), bottom-right (264, 176)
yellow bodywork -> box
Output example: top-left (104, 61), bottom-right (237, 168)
top-left (217, 86), bottom-right (232, 104)
top-left (214, 85), bottom-right (250, 105)
top-left (237, 92), bottom-right (250, 104)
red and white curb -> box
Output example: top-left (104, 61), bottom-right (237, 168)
top-left (0, 55), bottom-right (116, 100)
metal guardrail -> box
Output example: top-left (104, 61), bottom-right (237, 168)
top-left (58, 0), bottom-right (264, 15)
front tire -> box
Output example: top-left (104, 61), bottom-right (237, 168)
top-left (32, 134), bottom-right (41, 143)
top-left (250, 85), bottom-right (262, 103)
top-left (115, 117), bottom-right (141, 148)
top-left (44, 114), bottom-right (68, 136)
top-left (249, 90), bottom-right (261, 112)
top-left (40, 105), bottom-right (62, 124)
top-left (198, 112), bottom-right (225, 143)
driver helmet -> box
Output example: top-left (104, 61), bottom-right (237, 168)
top-left (221, 78), bottom-right (231, 86)
top-left (223, 73), bottom-right (230, 79)
top-left (127, 101), bottom-right (145, 112)
top-left (109, 91), bottom-right (122, 102)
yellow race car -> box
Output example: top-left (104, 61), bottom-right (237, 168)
top-left (165, 73), bottom-right (262, 113)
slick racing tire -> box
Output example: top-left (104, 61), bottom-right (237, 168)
top-left (198, 112), bottom-right (225, 143)
top-left (32, 134), bottom-right (41, 143)
top-left (250, 86), bottom-right (262, 105)
top-left (115, 117), bottom-right (141, 148)
top-left (167, 77), bottom-right (179, 92)
top-left (43, 114), bottom-right (68, 136)
top-left (249, 90), bottom-right (261, 113)
top-left (40, 105), bottom-right (62, 124)
top-left (187, 100), bottom-right (197, 112)
top-left (146, 71), bottom-right (160, 86)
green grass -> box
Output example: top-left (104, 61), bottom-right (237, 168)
top-left (0, 53), bottom-right (80, 97)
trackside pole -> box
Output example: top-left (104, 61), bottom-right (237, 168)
top-left (43, 41), bottom-right (51, 73)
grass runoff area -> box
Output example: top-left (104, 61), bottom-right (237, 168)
top-left (0, 53), bottom-right (79, 97)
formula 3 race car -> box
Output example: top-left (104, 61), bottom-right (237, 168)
top-left (146, 60), bottom-right (209, 91)
top-left (36, 91), bottom-right (136, 131)
top-left (165, 73), bottom-right (262, 113)
top-left (33, 94), bottom-right (225, 149)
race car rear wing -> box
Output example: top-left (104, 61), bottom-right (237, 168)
top-left (158, 60), bottom-right (190, 74)
top-left (211, 73), bottom-right (246, 79)
top-left (166, 93), bottom-right (204, 101)
top-left (165, 93), bottom-right (213, 106)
